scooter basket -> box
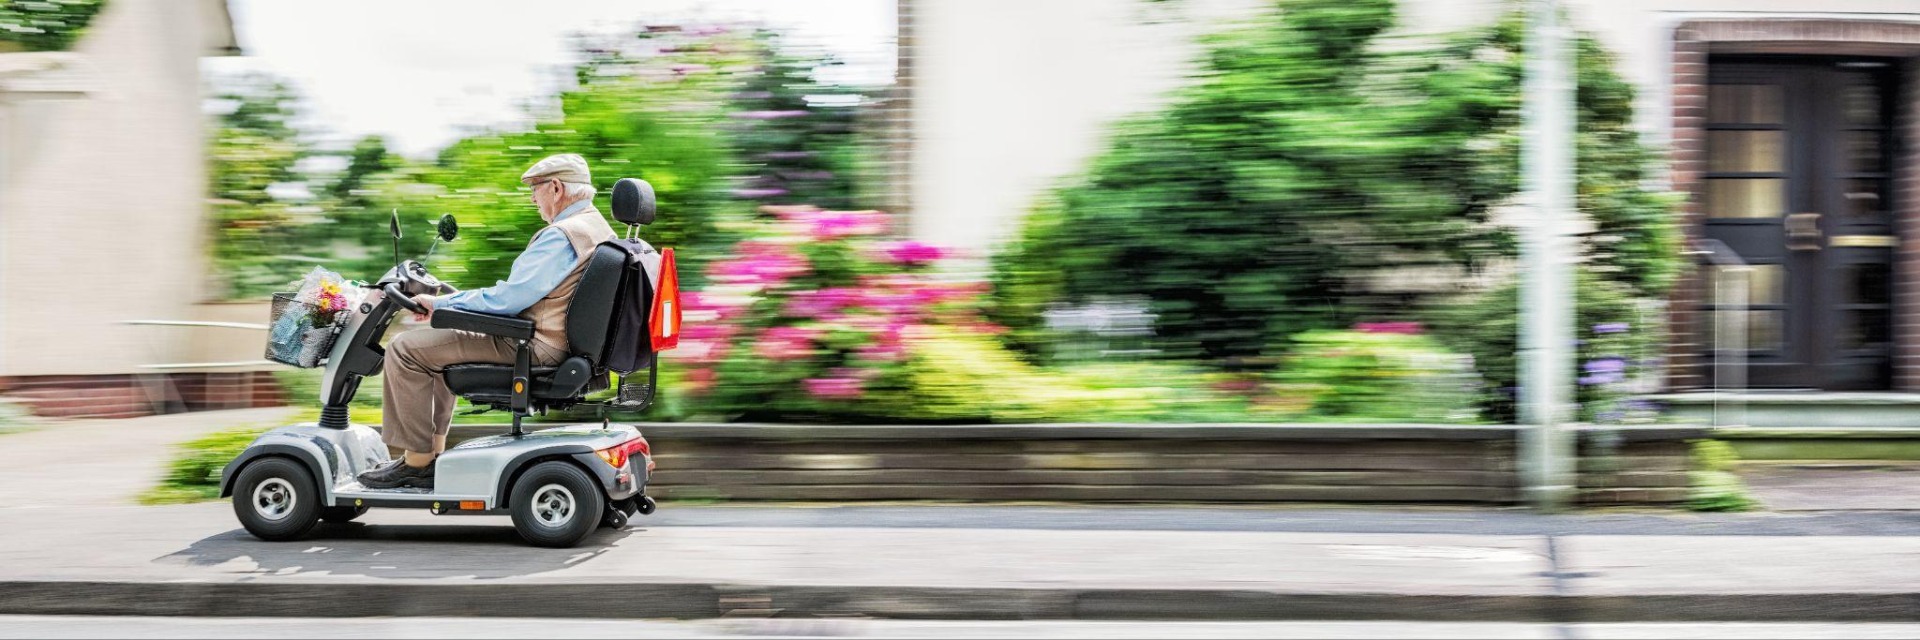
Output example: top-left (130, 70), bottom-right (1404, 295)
top-left (265, 293), bottom-right (344, 368)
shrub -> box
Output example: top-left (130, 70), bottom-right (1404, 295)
top-left (1424, 269), bottom-right (1664, 424)
top-left (140, 425), bottom-right (269, 504)
top-left (1686, 440), bottom-right (1756, 512)
top-left (1264, 329), bottom-right (1483, 423)
top-left (988, 0), bottom-right (1681, 365)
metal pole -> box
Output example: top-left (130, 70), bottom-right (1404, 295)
top-left (1519, 0), bottom-right (1577, 511)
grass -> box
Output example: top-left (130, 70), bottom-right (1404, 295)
top-left (1685, 440), bottom-right (1759, 512)
top-left (138, 424), bottom-right (271, 505)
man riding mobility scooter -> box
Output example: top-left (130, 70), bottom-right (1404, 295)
top-left (222, 178), bottom-right (676, 548)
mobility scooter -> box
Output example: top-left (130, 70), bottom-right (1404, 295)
top-left (222, 178), bottom-right (667, 548)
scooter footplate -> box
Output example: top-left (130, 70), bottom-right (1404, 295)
top-left (334, 482), bottom-right (432, 495)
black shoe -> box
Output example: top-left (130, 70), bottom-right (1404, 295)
top-left (357, 459), bottom-right (435, 490)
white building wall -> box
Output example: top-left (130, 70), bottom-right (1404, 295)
top-left (0, 0), bottom-right (233, 376)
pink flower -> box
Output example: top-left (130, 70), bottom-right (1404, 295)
top-left (803, 373), bottom-right (865, 400)
top-left (754, 326), bottom-right (821, 361)
top-left (731, 110), bottom-right (810, 120)
top-left (684, 367), bottom-right (715, 393)
top-left (877, 241), bottom-right (945, 265)
top-left (784, 288), bottom-right (866, 319)
top-left (857, 340), bottom-right (906, 362)
top-left (809, 211), bottom-right (889, 239)
top-left (709, 249), bottom-right (810, 285)
top-left (731, 188), bottom-right (789, 199)
top-left (1355, 322), bottom-right (1423, 335)
top-left (681, 322), bottom-right (735, 342)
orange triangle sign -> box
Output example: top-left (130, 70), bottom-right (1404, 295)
top-left (650, 247), bottom-right (681, 351)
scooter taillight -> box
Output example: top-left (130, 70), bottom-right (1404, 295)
top-left (595, 436), bottom-right (651, 469)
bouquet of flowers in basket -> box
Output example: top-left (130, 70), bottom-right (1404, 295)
top-left (267, 267), bottom-right (366, 367)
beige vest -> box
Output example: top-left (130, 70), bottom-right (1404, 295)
top-left (523, 204), bottom-right (618, 355)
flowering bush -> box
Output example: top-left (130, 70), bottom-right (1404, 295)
top-left (676, 206), bottom-right (980, 421)
top-left (672, 206), bottom-right (1490, 425)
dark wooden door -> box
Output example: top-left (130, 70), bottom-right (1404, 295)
top-left (1704, 58), bottom-right (1898, 390)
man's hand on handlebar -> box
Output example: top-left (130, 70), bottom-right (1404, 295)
top-left (409, 295), bottom-right (437, 322)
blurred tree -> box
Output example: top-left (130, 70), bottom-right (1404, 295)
top-left (724, 30), bottom-right (870, 211)
top-left (429, 26), bottom-right (761, 290)
top-left (0, 0), bottom-right (107, 52)
top-left (204, 72), bottom-right (319, 299)
top-left (203, 23), bottom-right (883, 305)
top-left (990, 0), bottom-right (1679, 365)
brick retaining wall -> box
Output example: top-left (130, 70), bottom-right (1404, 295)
top-left (0, 372), bottom-right (284, 419)
top-left (449, 423), bottom-right (1704, 506)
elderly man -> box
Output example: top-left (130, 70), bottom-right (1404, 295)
top-left (358, 154), bottom-right (618, 490)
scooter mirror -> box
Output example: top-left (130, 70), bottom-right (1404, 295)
top-left (389, 208), bottom-right (402, 239)
top-left (436, 214), bottom-right (459, 242)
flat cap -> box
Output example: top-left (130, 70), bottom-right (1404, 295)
top-left (521, 153), bottom-right (591, 185)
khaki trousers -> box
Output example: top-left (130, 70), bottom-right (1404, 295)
top-left (382, 328), bottom-right (565, 453)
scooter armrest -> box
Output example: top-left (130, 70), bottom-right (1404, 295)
top-left (431, 308), bottom-right (534, 341)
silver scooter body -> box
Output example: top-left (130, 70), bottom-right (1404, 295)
top-left (238, 421), bottom-right (641, 510)
top-left (223, 264), bottom-right (649, 513)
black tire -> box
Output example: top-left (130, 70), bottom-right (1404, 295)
top-left (602, 508), bottom-right (628, 530)
top-left (231, 457), bottom-right (322, 542)
top-left (320, 505), bottom-right (369, 523)
top-left (637, 496), bottom-right (657, 515)
top-left (509, 461), bottom-right (604, 548)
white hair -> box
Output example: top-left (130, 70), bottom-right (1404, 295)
top-left (563, 181), bottom-right (597, 203)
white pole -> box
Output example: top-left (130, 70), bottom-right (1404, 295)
top-left (1519, 0), bottom-right (1578, 511)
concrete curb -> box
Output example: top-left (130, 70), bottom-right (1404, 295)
top-left (2, 581), bottom-right (1915, 622)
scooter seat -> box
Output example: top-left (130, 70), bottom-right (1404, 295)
top-left (444, 355), bottom-right (599, 404)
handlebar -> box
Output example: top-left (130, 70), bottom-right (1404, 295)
top-left (385, 283), bottom-right (426, 313)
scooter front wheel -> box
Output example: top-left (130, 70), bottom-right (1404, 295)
top-left (231, 457), bottom-right (322, 541)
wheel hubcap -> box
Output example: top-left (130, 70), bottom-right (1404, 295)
top-left (252, 478), bottom-right (297, 521)
top-left (533, 484), bottom-right (575, 527)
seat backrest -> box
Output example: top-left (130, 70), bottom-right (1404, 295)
top-left (564, 242), bottom-right (629, 363)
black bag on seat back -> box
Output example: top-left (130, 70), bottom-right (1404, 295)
top-left (601, 238), bottom-right (662, 374)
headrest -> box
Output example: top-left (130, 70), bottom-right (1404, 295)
top-left (610, 178), bottom-right (656, 226)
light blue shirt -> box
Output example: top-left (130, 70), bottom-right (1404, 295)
top-left (434, 200), bottom-right (592, 316)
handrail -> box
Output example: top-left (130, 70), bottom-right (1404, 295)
top-left (120, 319), bottom-right (276, 413)
top-left (1684, 238), bottom-right (1749, 428)
top-left (123, 320), bottom-right (268, 331)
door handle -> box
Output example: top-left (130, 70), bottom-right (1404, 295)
top-left (1786, 212), bottom-right (1823, 251)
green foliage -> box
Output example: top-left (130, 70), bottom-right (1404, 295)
top-left (1424, 269), bottom-right (1661, 423)
top-left (205, 73), bottom-right (319, 299)
top-left (140, 425), bottom-right (268, 504)
top-left (1693, 439), bottom-right (1741, 473)
top-left (989, 0), bottom-right (1682, 367)
top-left (1267, 330), bottom-right (1483, 423)
top-left (0, 0), bottom-right (107, 52)
top-left (1685, 440), bottom-right (1755, 512)
top-left (207, 25), bottom-right (880, 301)
top-left (1688, 471), bottom-right (1758, 512)
top-left (725, 30), bottom-right (871, 211)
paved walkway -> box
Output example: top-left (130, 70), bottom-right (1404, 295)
top-left (0, 407), bottom-right (295, 508)
top-left (0, 413), bottom-right (1917, 621)
top-left (1740, 462), bottom-right (1920, 511)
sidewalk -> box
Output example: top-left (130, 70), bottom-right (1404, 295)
top-left (1, 501), bottom-right (1917, 622)
top-left (0, 406), bottom-right (295, 508)
top-left (1, 412), bottom-right (1917, 622)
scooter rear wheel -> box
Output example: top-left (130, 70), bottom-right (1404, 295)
top-left (232, 457), bottom-right (322, 541)
top-left (509, 461), bottom-right (604, 548)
